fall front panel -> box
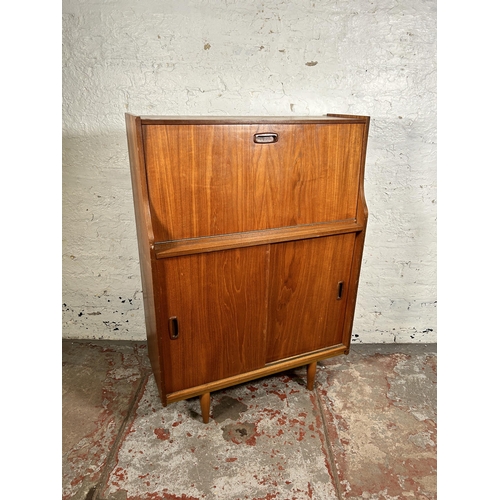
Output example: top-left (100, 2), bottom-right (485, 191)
top-left (142, 123), bottom-right (364, 242)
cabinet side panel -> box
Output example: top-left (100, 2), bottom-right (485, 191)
top-left (355, 117), bottom-right (370, 226)
top-left (266, 234), bottom-right (356, 363)
top-left (343, 118), bottom-right (370, 351)
top-left (125, 114), bottom-right (165, 401)
top-left (341, 229), bottom-right (367, 350)
top-left (156, 246), bottom-right (269, 394)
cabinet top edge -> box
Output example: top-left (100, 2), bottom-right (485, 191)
top-left (126, 114), bottom-right (369, 125)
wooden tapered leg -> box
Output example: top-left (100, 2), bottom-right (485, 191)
top-left (200, 392), bottom-right (211, 423)
top-left (307, 362), bottom-right (317, 391)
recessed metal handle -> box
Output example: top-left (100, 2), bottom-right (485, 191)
top-left (337, 281), bottom-right (344, 300)
top-left (254, 133), bottom-right (278, 144)
top-left (169, 316), bottom-right (179, 340)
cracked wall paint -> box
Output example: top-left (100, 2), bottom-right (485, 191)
top-left (62, 0), bottom-right (436, 342)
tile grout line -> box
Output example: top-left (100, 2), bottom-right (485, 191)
top-left (91, 372), bottom-right (150, 500)
top-left (315, 386), bottom-right (344, 500)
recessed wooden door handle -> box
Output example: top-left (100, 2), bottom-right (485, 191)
top-left (169, 316), bottom-right (179, 340)
top-left (254, 133), bottom-right (278, 144)
top-left (337, 281), bottom-right (344, 300)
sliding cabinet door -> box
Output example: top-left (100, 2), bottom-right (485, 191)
top-left (266, 234), bottom-right (356, 363)
top-left (155, 246), bottom-right (268, 393)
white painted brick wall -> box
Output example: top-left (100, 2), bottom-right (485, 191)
top-left (62, 0), bottom-right (436, 342)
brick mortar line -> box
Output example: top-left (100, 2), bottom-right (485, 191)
top-left (91, 372), bottom-right (150, 500)
top-left (315, 385), bottom-right (344, 500)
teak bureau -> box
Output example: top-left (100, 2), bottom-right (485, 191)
top-left (125, 113), bottom-right (370, 423)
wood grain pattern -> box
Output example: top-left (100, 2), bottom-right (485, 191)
top-left (266, 234), bottom-right (356, 363)
top-left (339, 115), bottom-right (370, 348)
top-left (156, 246), bottom-right (269, 394)
top-left (125, 113), bottom-right (370, 410)
top-left (140, 116), bottom-right (367, 125)
top-left (125, 114), bottom-right (166, 401)
top-left (165, 344), bottom-right (348, 404)
top-left (307, 362), bottom-right (317, 391)
top-left (200, 393), bottom-right (210, 424)
top-left (154, 219), bottom-right (362, 258)
top-left (142, 123), bottom-right (365, 242)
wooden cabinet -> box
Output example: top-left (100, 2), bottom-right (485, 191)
top-left (125, 114), bottom-right (370, 422)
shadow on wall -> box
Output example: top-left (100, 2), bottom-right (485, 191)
top-left (63, 129), bottom-right (147, 341)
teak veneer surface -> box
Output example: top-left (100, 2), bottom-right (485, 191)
top-left (266, 234), bottom-right (356, 363)
top-left (143, 123), bottom-right (364, 242)
top-left (125, 113), bottom-right (370, 417)
top-left (139, 115), bottom-right (367, 125)
top-left (153, 219), bottom-right (363, 258)
top-left (156, 246), bottom-right (269, 394)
